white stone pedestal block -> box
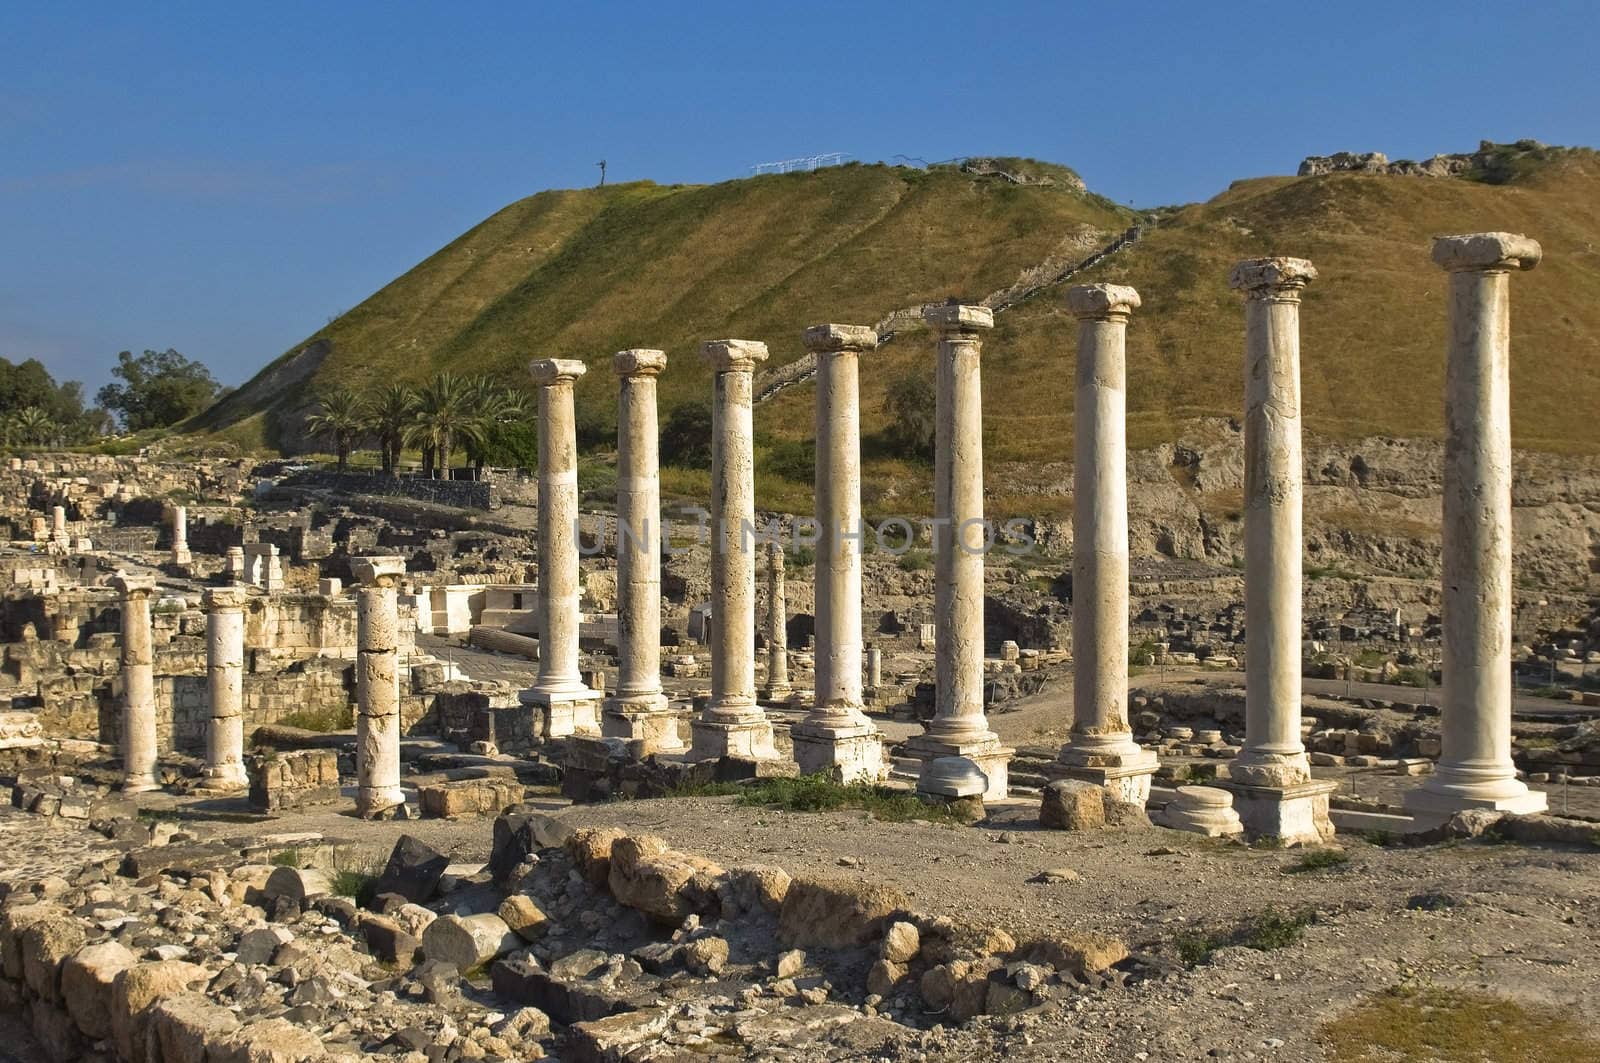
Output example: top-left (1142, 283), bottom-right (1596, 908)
top-left (690, 717), bottom-right (777, 760)
top-left (790, 720), bottom-right (884, 784)
top-left (1055, 746), bottom-right (1160, 805)
top-left (1216, 778), bottom-right (1337, 846)
top-left (524, 688), bottom-right (601, 739)
top-left (601, 692), bottom-right (685, 754)
top-left (905, 732), bottom-right (1013, 802)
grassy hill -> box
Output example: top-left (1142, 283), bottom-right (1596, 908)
top-left (201, 146), bottom-right (1600, 515)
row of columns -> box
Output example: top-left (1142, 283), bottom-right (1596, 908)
top-left (113, 232), bottom-right (1544, 833)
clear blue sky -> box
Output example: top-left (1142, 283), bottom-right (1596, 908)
top-left (2, 1), bottom-right (1596, 396)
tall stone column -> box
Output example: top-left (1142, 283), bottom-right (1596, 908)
top-left (50, 505), bottom-right (69, 553)
top-left (1408, 233), bottom-right (1547, 818)
top-left (757, 541), bottom-right (792, 702)
top-left (200, 585), bottom-right (249, 790)
top-left (521, 358), bottom-right (601, 738)
top-left (1055, 285), bottom-right (1157, 803)
top-left (601, 349), bottom-right (683, 753)
top-left (793, 323), bottom-right (884, 781)
top-left (1222, 258), bottom-right (1334, 843)
top-left (113, 574), bottom-right (158, 793)
top-left (906, 305), bottom-right (1012, 800)
top-left (170, 505), bottom-right (191, 566)
top-left (690, 340), bottom-right (777, 760)
top-left (353, 556), bottom-right (406, 818)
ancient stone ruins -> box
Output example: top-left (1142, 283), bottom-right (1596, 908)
top-left (3, 232), bottom-right (1600, 1060)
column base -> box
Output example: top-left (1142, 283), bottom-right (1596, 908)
top-left (1404, 774), bottom-right (1548, 819)
top-left (905, 731), bottom-right (1014, 802)
top-left (689, 715), bottom-right (778, 761)
top-left (121, 775), bottom-right (159, 795)
top-left (791, 718), bottom-right (885, 784)
top-left (1052, 746), bottom-right (1160, 805)
top-left (601, 692), bottom-right (686, 756)
top-left (1214, 778), bottom-right (1337, 846)
top-left (1228, 749), bottom-right (1313, 788)
top-left (198, 765), bottom-right (249, 793)
top-left (170, 549), bottom-right (192, 566)
top-left (521, 687), bottom-right (601, 739)
top-left (356, 786), bottom-right (407, 820)
top-left (1158, 785), bottom-right (1245, 837)
top-left (757, 686), bottom-right (794, 707)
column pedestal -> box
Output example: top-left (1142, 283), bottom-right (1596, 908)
top-left (690, 713), bottom-right (778, 760)
top-left (601, 692), bottom-right (684, 754)
top-left (791, 719), bottom-right (883, 781)
top-left (1216, 778), bottom-right (1337, 846)
top-left (904, 732), bottom-right (1013, 802)
top-left (1054, 747), bottom-right (1160, 805)
top-left (525, 688), bottom-right (601, 739)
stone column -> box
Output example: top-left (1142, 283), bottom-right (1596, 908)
top-left (1055, 285), bottom-right (1157, 803)
top-left (1408, 233), bottom-right (1547, 818)
top-left (866, 645), bottom-right (882, 690)
top-left (758, 541), bottom-right (792, 702)
top-left (690, 340), bottom-right (777, 759)
top-left (170, 505), bottom-right (191, 566)
top-left (353, 556), bottom-right (406, 818)
top-left (200, 585), bottom-right (249, 790)
top-left (793, 323), bottom-right (884, 781)
top-left (601, 349), bottom-right (683, 753)
top-left (905, 305), bottom-right (1012, 800)
top-left (1222, 258), bottom-right (1334, 843)
top-left (50, 505), bottom-right (69, 552)
top-left (112, 574), bottom-right (158, 793)
top-left (521, 358), bottom-right (601, 738)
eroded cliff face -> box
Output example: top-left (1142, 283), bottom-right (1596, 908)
top-left (997, 418), bottom-right (1600, 593)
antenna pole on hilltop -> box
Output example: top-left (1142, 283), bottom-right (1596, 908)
top-left (597, 160), bottom-right (607, 187)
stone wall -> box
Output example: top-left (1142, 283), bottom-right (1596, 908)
top-left (281, 470), bottom-right (495, 510)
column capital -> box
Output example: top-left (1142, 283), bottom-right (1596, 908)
top-left (613, 348), bottom-right (667, 377)
top-left (111, 573), bottom-right (156, 598)
top-left (803, 323), bottom-right (879, 353)
top-left (1432, 232), bottom-right (1541, 273)
top-left (922, 302), bottom-right (993, 333)
top-left (351, 555), bottom-right (407, 587)
top-left (203, 585), bottom-right (251, 611)
top-left (1230, 257), bottom-right (1316, 300)
top-left (1067, 283), bottom-right (1141, 321)
top-left (528, 358), bottom-right (589, 386)
top-left (701, 339), bottom-right (769, 373)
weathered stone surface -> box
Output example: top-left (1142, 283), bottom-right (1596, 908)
top-left (1024, 932), bottom-right (1130, 978)
top-left (263, 865), bottom-right (332, 904)
top-left (565, 827), bottom-right (626, 887)
top-left (607, 834), bottom-right (724, 923)
top-left (566, 1007), bottom-right (672, 1063)
top-left (680, 935), bottom-right (728, 975)
top-left (111, 960), bottom-right (210, 1063)
top-left (1039, 779), bottom-right (1106, 831)
top-left (212, 1017), bottom-right (329, 1062)
top-left (498, 894), bottom-right (550, 941)
top-left (778, 875), bottom-right (910, 949)
top-left (148, 993), bottom-right (242, 1063)
top-left (20, 915), bottom-right (85, 1003)
top-left (881, 920), bottom-right (920, 964)
top-left (421, 913), bottom-right (519, 969)
top-left (359, 914), bottom-right (419, 965)
top-left (490, 806), bottom-right (573, 883)
top-left (719, 864), bottom-right (792, 917)
top-left (235, 925), bottom-right (294, 965)
top-left (62, 940), bottom-right (136, 1039)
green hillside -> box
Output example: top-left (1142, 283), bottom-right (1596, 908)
top-left (201, 146), bottom-right (1600, 515)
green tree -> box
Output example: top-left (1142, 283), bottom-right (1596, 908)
top-left (96, 349), bottom-right (222, 431)
top-left (304, 387), bottom-right (367, 470)
top-left (884, 370), bottom-right (937, 462)
top-left (407, 372), bottom-right (485, 479)
top-left (0, 357), bottom-right (107, 444)
top-left (365, 382), bottom-right (417, 474)
top-left (660, 403), bottom-right (713, 468)
top-left (461, 377), bottom-right (533, 476)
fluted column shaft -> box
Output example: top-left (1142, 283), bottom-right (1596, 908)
top-left (761, 542), bottom-right (791, 700)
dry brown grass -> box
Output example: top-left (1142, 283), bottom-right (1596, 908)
top-left (1321, 985), bottom-right (1600, 1062)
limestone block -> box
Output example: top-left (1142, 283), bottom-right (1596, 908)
top-left (111, 960), bottom-right (210, 1063)
top-left (777, 875), bottom-right (910, 949)
top-left (147, 993), bottom-right (242, 1063)
top-left (1039, 779), bottom-right (1106, 831)
top-left (20, 917), bottom-right (86, 1003)
top-left (62, 940), bottom-right (136, 1039)
top-left (421, 913), bottom-right (519, 969)
top-left (606, 834), bottom-right (724, 923)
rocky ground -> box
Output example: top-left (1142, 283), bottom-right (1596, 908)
top-left (4, 757), bottom-right (1600, 1061)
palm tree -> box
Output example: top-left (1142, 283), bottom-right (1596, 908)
top-left (12, 406), bottom-right (55, 448)
top-left (408, 373), bottom-right (485, 479)
top-left (366, 382), bottom-right (417, 474)
top-left (304, 387), bottom-right (366, 471)
top-left (462, 377), bottom-right (532, 478)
